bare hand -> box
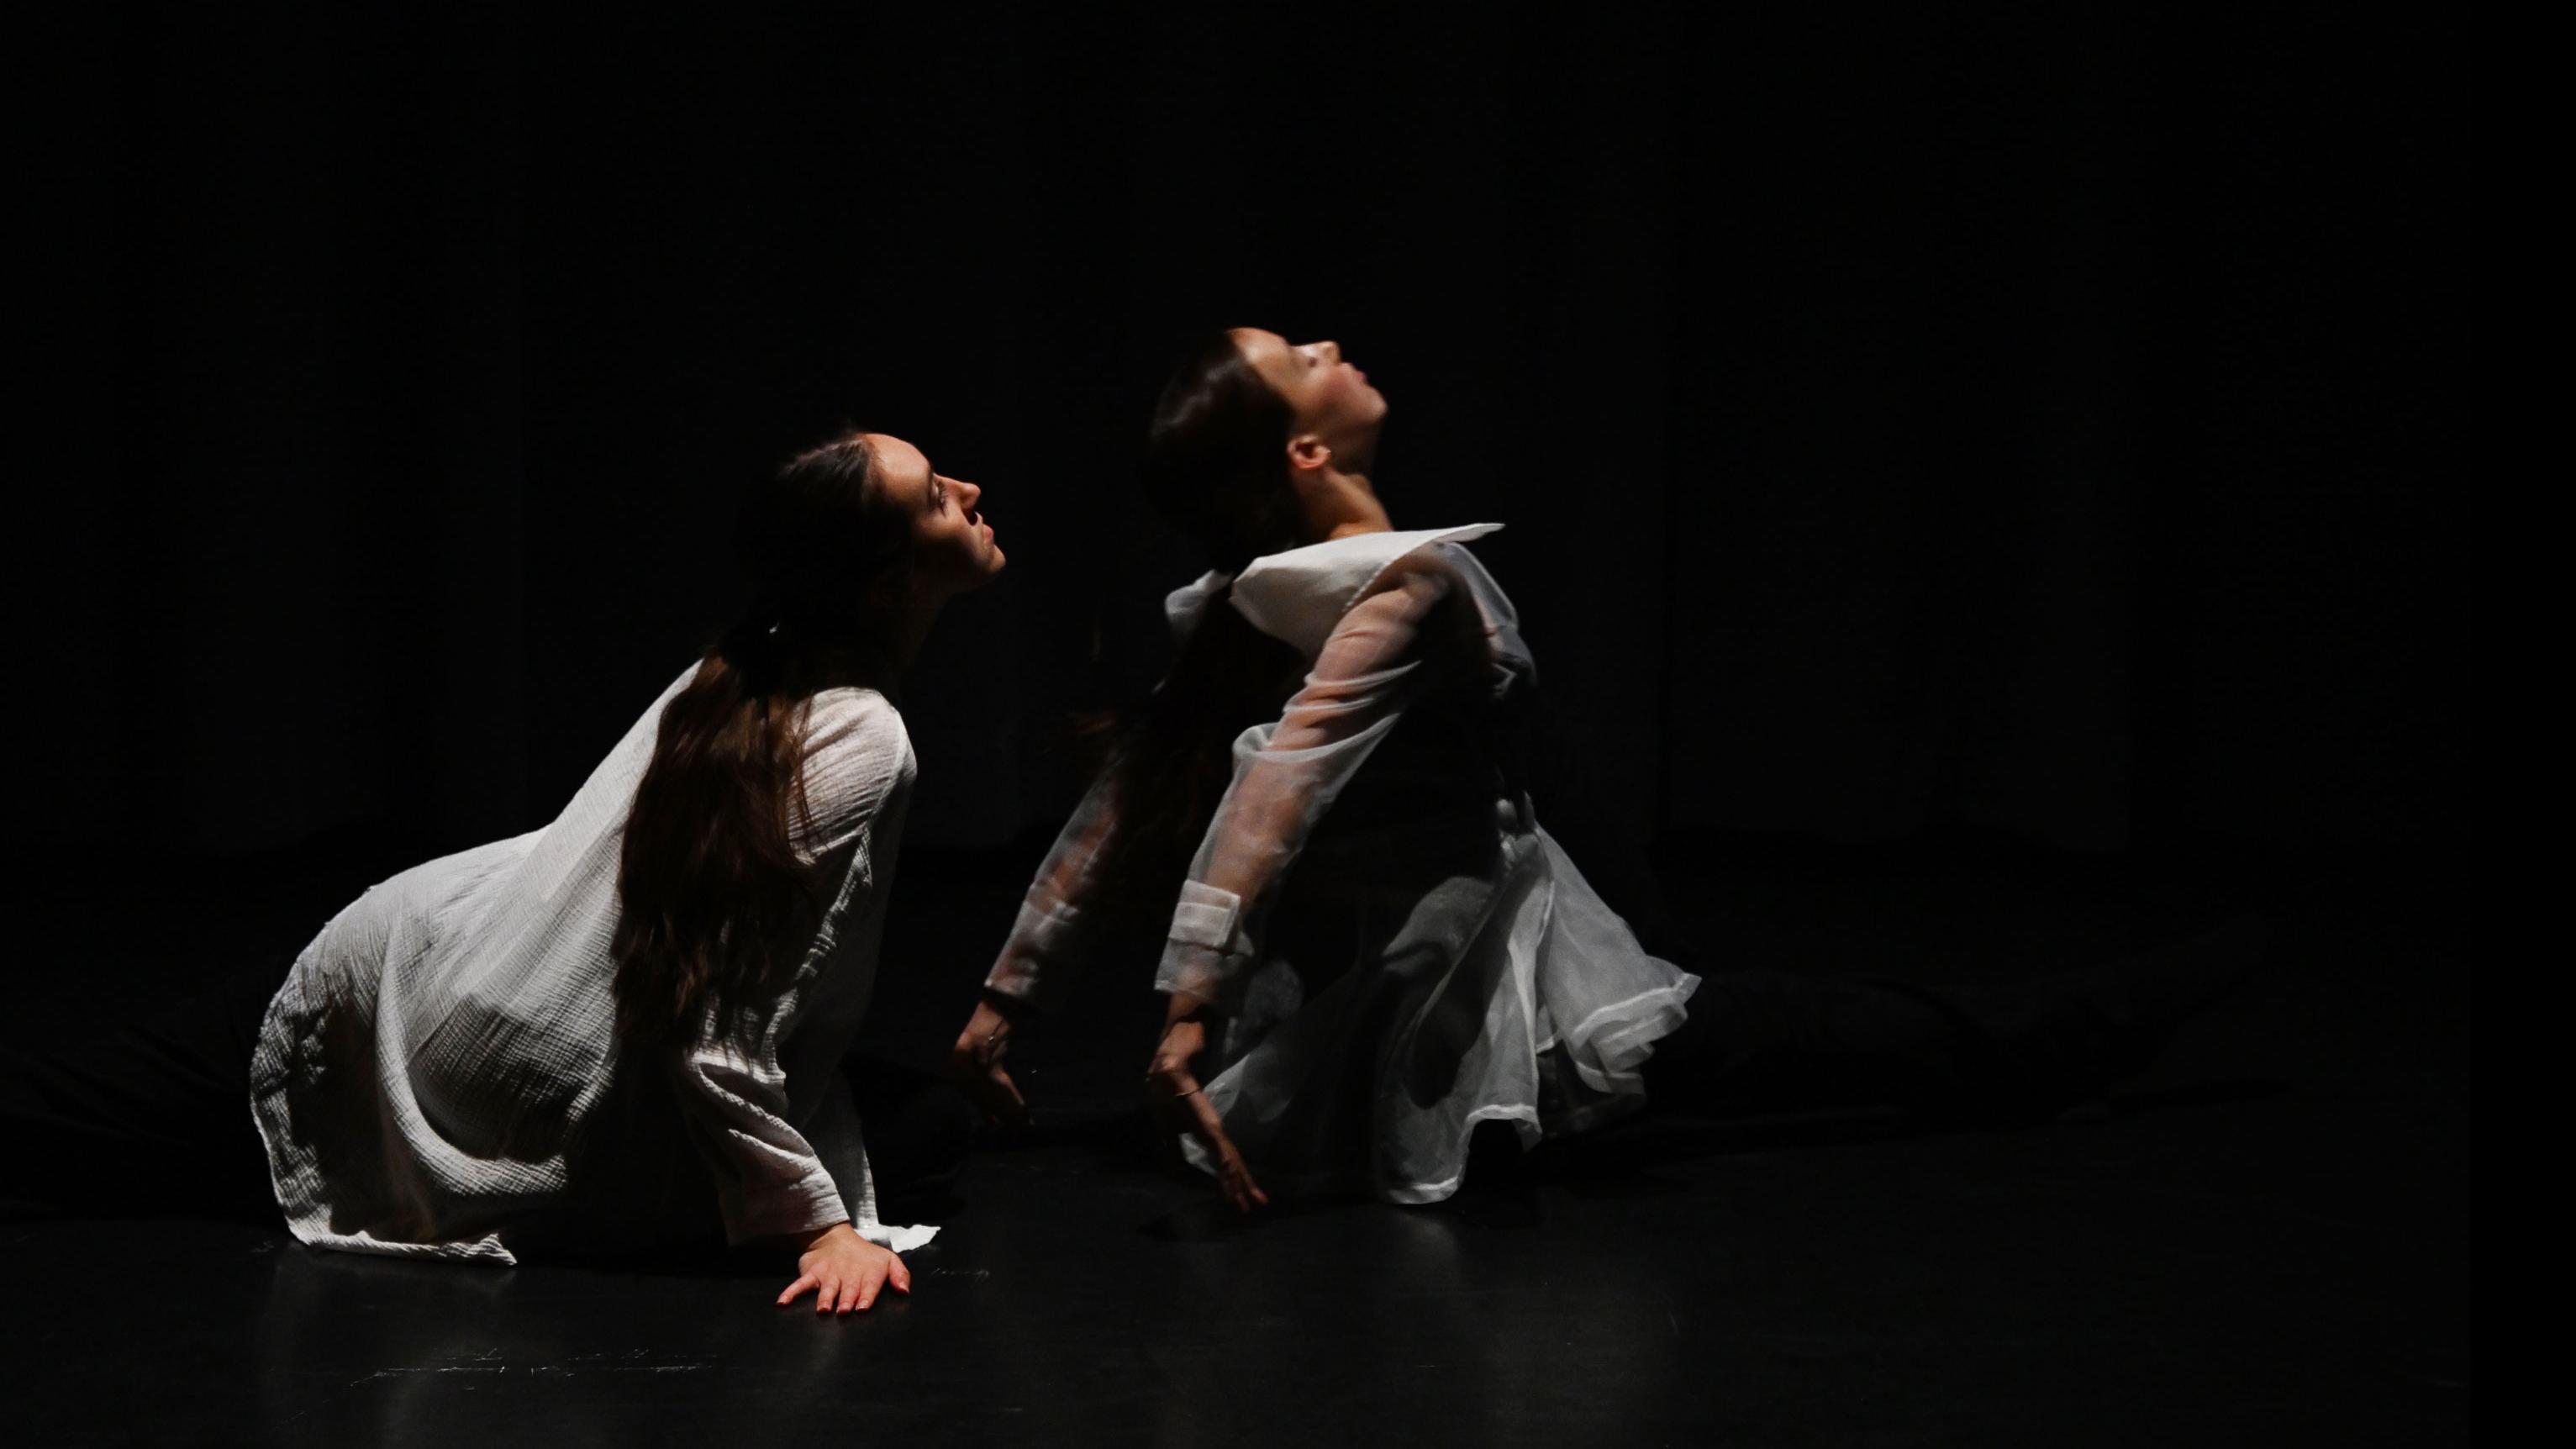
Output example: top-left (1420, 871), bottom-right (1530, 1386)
top-left (777, 1221), bottom-right (911, 1315)
top-left (1146, 1014), bottom-right (1268, 1214)
top-left (951, 993), bottom-right (1030, 1130)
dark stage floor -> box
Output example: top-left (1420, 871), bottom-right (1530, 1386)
top-left (3, 825), bottom-right (2468, 1446)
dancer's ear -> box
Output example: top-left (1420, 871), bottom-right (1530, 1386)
top-left (1285, 432), bottom-right (1333, 476)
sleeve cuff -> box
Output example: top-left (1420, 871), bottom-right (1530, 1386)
top-left (989, 893), bottom-right (1110, 1012)
top-left (1156, 883), bottom-right (1255, 1011)
top-left (1167, 882), bottom-right (1243, 951)
top-left (720, 1163), bottom-right (849, 1246)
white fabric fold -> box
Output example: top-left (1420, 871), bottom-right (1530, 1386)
top-left (1168, 882), bottom-right (1245, 951)
top-left (250, 663), bottom-right (940, 1263)
top-left (995, 522), bottom-right (1698, 1204)
top-left (1229, 523), bottom-right (1504, 656)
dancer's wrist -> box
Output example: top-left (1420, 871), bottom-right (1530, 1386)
top-left (1162, 990), bottom-right (1220, 1029)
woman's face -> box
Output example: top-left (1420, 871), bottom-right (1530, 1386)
top-left (1231, 328), bottom-right (1388, 457)
top-left (867, 434), bottom-right (1004, 596)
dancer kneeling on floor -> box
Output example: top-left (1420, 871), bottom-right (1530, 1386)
top-left (950, 328), bottom-right (2265, 1212)
top-left (3, 431), bottom-right (1004, 1313)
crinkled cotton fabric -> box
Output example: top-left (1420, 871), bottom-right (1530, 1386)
top-left (249, 664), bottom-right (938, 1264)
top-left (988, 525), bottom-right (1700, 1202)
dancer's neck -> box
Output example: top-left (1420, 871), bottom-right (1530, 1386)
top-left (1300, 464), bottom-right (1393, 541)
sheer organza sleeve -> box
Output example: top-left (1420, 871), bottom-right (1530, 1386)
top-left (982, 770), bottom-right (1121, 1013)
top-left (1157, 561), bottom-right (1463, 1014)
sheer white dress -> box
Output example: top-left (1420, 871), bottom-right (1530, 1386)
top-left (249, 663), bottom-right (939, 1264)
top-left (986, 524), bottom-right (1700, 1203)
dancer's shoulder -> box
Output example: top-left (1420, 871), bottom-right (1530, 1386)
top-left (802, 687), bottom-right (913, 778)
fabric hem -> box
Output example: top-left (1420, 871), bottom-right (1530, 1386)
top-left (1559, 977), bottom-right (1700, 1095)
top-left (1177, 1103), bottom-right (1544, 1207)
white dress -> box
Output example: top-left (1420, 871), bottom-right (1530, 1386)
top-left (249, 663), bottom-right (939, 1264)
top-left (986, 525), bottom-right (1700, 1203)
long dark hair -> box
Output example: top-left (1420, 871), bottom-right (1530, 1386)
top-left (612, 432), bottom-right (914, 1049)
top-left (1088, 333), bottom-right (1313, 913)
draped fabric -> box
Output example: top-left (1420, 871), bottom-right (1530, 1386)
top-left (249, 665), bottom-right (937, 1264)
top-left (988, 529), bottom-right (1699, 1201)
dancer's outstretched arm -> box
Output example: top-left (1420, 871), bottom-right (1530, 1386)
top-left (678, 703), bottom-right (925, 1305)
top-left (1156, 561), bottom-right (1459, 1013)
top-left (1149, 557), bottom-right (1471, 1208)
top-left (951, 770), bottom-right (1125, 1125)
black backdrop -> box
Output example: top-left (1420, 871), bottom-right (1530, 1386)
top-left (26, 5), bottom-right (2468, 885)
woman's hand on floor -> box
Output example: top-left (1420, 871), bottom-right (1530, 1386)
top-left (777, 1221), bottom-right (911, 1315)
top-left (1146, 1014), bottom-right (1269, 1215)
top-left (951, 992), bottom-right (1030, 1130)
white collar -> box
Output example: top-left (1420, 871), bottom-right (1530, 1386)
top-left (1230, 523), bottom-right (1504, 657)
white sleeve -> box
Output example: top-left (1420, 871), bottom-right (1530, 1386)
top-left (803, 1071), bottom-right (940, 1252)
top-left (669, 693), bottom-right (911, 1246)
top-left (670, 1018), bottom-right (849, 1244)
top-left (1156, 561), bottom-right (1463, 1014)
top-left (982, 770), bottom-right (1122, 1013)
